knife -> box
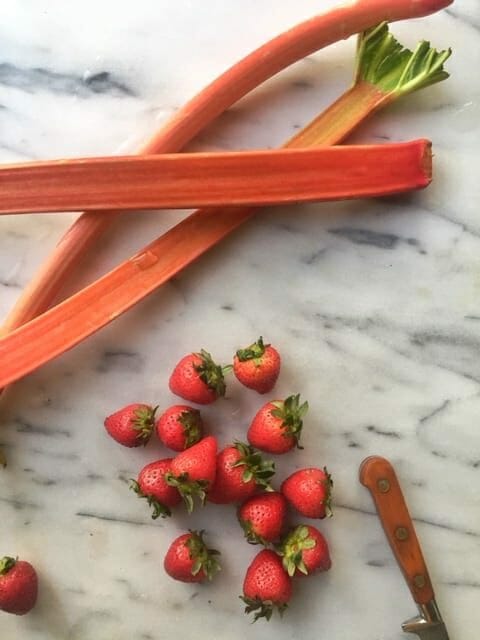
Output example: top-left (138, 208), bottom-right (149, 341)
top-left (359, 456), bottom-right (450, 640)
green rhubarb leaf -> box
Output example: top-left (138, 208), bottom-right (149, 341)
top-left (356, 22), bottom-right (451, 97)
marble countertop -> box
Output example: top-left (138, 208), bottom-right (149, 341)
top-left (1, 1), bottom-right (479, 639)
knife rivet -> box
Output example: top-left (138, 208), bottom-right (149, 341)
top-left (377, 479), bottom-right (390, 493)
top-left (413, 574), bottom-right (426, 589)
top-left (395, 526), bottom-right (409, 541)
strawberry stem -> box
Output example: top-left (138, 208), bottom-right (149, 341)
top-left (132, 405), bottom-right (157, 445)
top-left (0, 556), bottom-right (17, 575)
top-left (322, 467), bottom-right (334, 518)
top-left (236, 336), bottom-right (268, 362)
top-left (270, 394), bottom-right (308, 448)
top-left (232, 441), bottom-right (275, 490)
top-left (165, 472), bottom-right (209, 513)
top-left (240, 595), bottom-right (288, 622)
top-left (279, 525), bottom-right (317, 577)
top-left (129, 479), bottom-right (172, 519)
top-left (178, 409), bottom-right (203, 449)
top-left (186, 530), bottom-right (221, 581)
top-left (194, 349), bottom-right (228, 398)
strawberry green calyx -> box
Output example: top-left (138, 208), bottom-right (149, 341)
top-left (279, 526), bottom-right (316, 577)
top-left (186, 530), bottom-right (221, 580)
top-left (178, 409), bottom-right (203, 448)
top-left (240, 596), bottom-right (287, 622)
top-left (270, 394), bottom-right (308, 447)
top-left (194, 349), bottom-right (229, 397)
top-left (165, 472), bottom-right (209, 513)
top-left (239, 518), bottom-right (268, 547)
top-left (130, 479), bottom-right (171, 519)
top-left (322, 467), bottom-right (334, 518)
top-left (356, 22), bottom-right (451, 97)
top-left (232, 441), bottom-right (275, 490)
top-left (132, 405), bottom-right (157, 444)
top-left (236, 336), bottom-right (267, 362)
top-left (0, 556), bottom-right (17, 575)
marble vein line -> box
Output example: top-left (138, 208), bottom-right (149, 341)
top-left (75, 510), bottom-right (160, 528)
top-left (314, 312), bottom-right (480, 385)
top-left (0, 63), bottom-right (136, 97)
top-left (336, 503), bottom-right (480, 539)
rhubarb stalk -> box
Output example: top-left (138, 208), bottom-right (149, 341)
top-left (0, 142), bottom-right (431, 215)
top-left (0, 0), bottom-right (451, 336)
top-left (0, 24), bottom-right (451, 390)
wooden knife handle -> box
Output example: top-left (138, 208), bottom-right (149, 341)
top-left (359, 456), bottom-right (434, 604)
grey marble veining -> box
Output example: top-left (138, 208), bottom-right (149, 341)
top-left (1, 1), bottom-right (479, 639)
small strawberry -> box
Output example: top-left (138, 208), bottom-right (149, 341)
top-left (207, 442), bottom-right (275, 504)
top-left (130, 458), bottom-right (181, 519)
top-left (281, 467), bottom-right (333, 519)
top-left (279, 525), bottom-right (331, 577)
top-left (247, 394), bottom-right (308, 454)
top-left (156, 405), bottom-right (203, 451)
top-left (233, 336), bottom-right (281, 394)
top-left (238, 492), bottom-right (287, 545)
top-left (164, 530), bottom-right (221, 583)
top-left (166, 436), bottom-right (217, 512)
top-left (169, 349), bottom-right (231, 405)
top-left (241, 549), bottom-right (292, 622)
top-left (104, 403), bottom-right (156, 447)
top-left (0, 557), bottom-right (38, 615)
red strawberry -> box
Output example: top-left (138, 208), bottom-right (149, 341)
top-left (166, 436), bottom-right (217, 512)
top-left (104, 403), bottom-right (156, 447)
top-left (247, 394), bottom-right (308, 454)
top-left (0, 557), bottom-right (38, 615)
top-left (169, 350), bottom-right (230, 405)
top-left (241, 549), bottom-right (292, 622)
top-left (233, 337), bottom-right (281, 394)
top-left (281, 467), bottom-right (333, 519)
top-left (238, 492), bottom-right (287, 545)
top-left (164, 530), bottom-right (221, 583)
top-left (207, 442), bottom-right (275, 504)
top-left (131, 458), bottom-right (181, 519)
top-left (279, 525), bottom-right (331, 577)
top-left (156, 405), bottom-right (203, 451)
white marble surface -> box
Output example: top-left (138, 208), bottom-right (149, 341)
top-left (1, 1), bottom-right (479, 639)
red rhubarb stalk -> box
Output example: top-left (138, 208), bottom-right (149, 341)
top-left (0, 24), bottom-right (451, 390)
top-left (0, 137), bottom-right (432, 388)
top-left (0, 142), bottom-right (431, 215)
top-left (0, 1), bottom-right (451, 336)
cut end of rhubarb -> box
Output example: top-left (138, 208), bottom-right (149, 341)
top-left (421, 139), bottom-right (433, 187)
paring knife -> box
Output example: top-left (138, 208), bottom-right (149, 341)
top-left (359, 456), bottom-right (450, 640)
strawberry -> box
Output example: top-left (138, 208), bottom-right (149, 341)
top-left (279, 525), bottom-right (331, 577)
top-left (104, 403), bottom-right (156, 447)
top-left (164, 530), bottom-right (221, 583)
top-left (169, 349), bottom-right (230, 405)
top-left (166, 436), bottom-right (217, 512)
top-left (0, 557), bottom-right (38, 615)
top-left (247, 394), bottom-right (308, 454)
top-left (281, 467), bottom-right (333, 519)
top-left (130, 458), bottom-right (181, 519)
top-left (156, 405), bottom-right (203, 451)
top-left (207, 442), bottom-right (275, 504)
top-left (233, 336), bottom-right (281, 394)
top-left (238, 492), bottom-right (287, 545)
top-left (241, 549), bottom-right (292, 622)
